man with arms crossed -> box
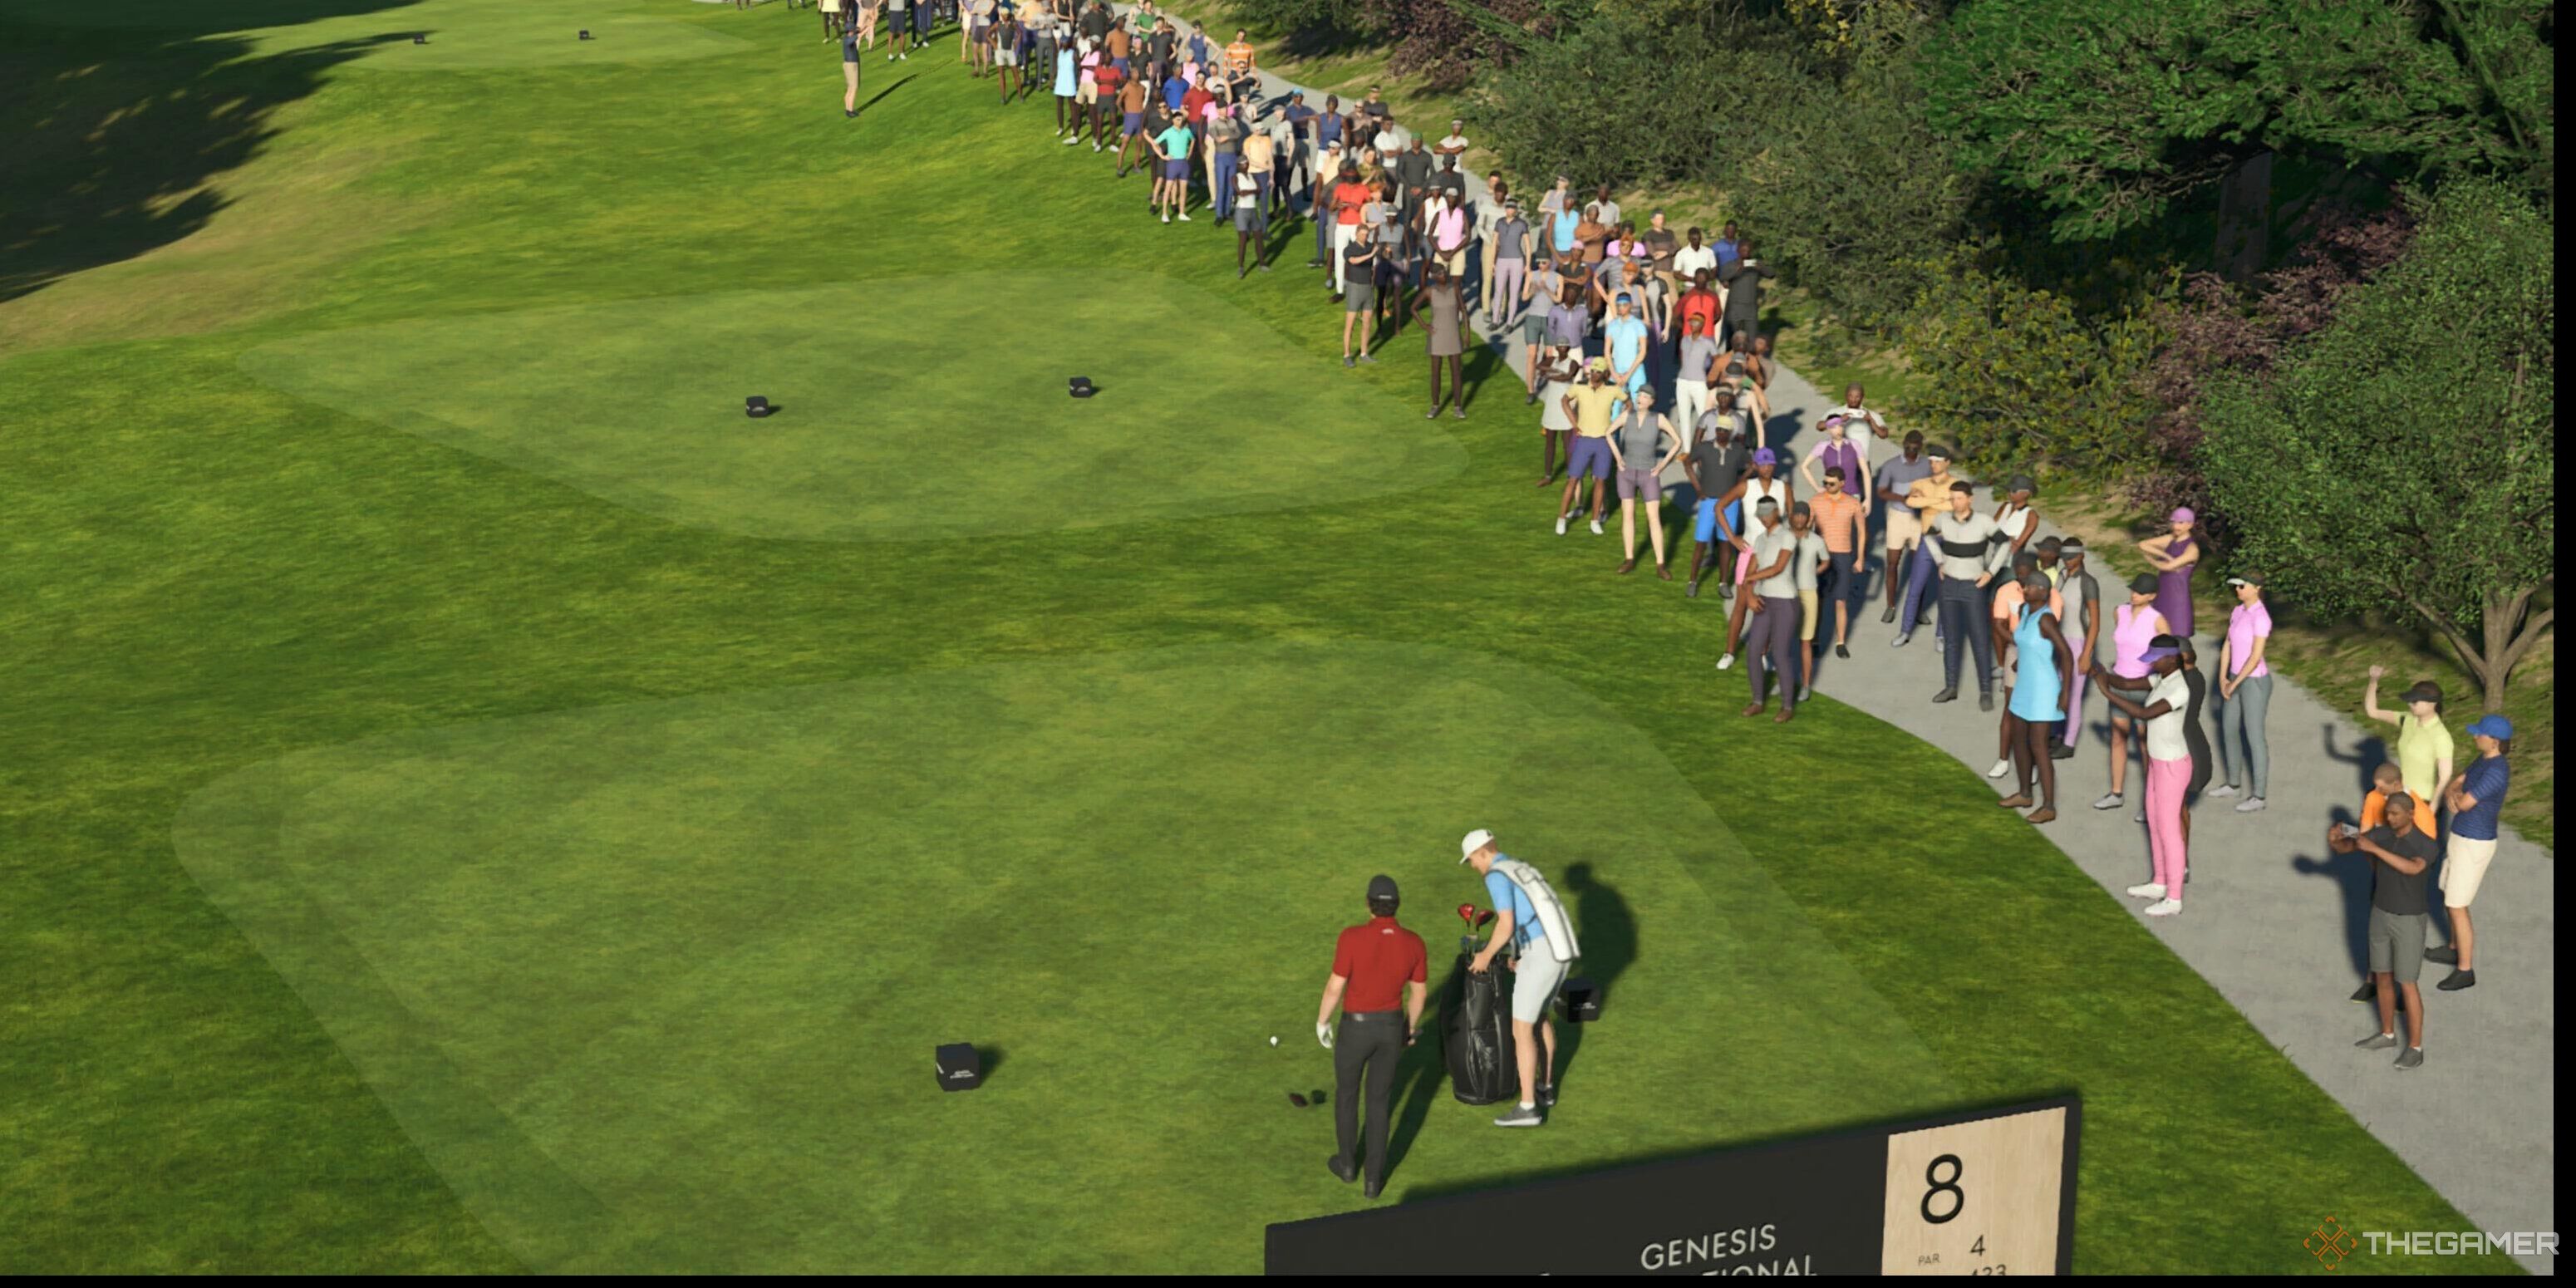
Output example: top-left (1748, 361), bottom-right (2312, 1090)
top-left (2431, 714), bottom-right (2514, 992)
top-left (1461, 830), bottom-right (1561, 1127)
top-left (1890, 444), bottom-right (1957, 645)
top-left (1874, 430), bottom-right (1933, 622)
top-left (1315, 873), bottom-right (1428, 1198)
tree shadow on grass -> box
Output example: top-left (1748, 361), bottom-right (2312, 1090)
top-left (0, 12), bottom-right (411, 307)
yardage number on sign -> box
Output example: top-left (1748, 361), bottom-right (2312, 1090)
top-left (1881, 1105), bottom-right (2071, 1275)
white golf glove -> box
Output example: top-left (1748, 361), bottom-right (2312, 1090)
top-left (1316, 1021), bottom-right (1335, 1050)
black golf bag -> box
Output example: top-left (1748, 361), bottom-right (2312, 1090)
top-left (1443, 951), bottom-right (1519, 1105)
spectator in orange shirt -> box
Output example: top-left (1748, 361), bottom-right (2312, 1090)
top-left (1223, 29), bottom-right (1256, 99)
top-left (1808, 468), bottom-right (1867, 658)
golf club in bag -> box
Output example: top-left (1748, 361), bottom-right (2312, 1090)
top-left (1443, 948), bottom-right (1518, 1105)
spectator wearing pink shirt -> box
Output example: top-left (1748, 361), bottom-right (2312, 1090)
top-left (2208, 573), bottom-right (2274, 813)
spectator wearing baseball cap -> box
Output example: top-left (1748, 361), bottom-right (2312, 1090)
top-left (2429, 714), bottom-right (2515, 991)
top-left (1315, 873), bottom-right (1428, 1198)
top-left (2362, 668), bottom-right (2454, 806)
top-left (2091, 638), bottom-right (2192, 915)
top-left (2208, 573), bottom-right (2274, 813)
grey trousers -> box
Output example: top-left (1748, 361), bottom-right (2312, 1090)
top-left (1748, 595), bottom-right (1801, 710)
top-left (1332, 1010), bottom-right (1404, 1185)
top-left (2218, 671), bottom-right (2273, 796)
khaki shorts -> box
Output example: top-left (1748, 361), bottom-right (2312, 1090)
top-left (2440, 833), bottom-right (2498, 907)
top-left (1799, 589), bottom-right (1818, 642)
top-left (1076, 80), bottom-right (1099, 104)
top-left (1885, 506), bottom-right (1923, 550)
top-left (1509, 947), bottom-right (1571, 1026)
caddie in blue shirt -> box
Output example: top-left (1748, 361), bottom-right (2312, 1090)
top-left (1461, 828), bottom-right (1563, 1127)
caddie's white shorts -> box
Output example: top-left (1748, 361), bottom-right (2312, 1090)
top-left (1510, 947), bottom-right (1571, 1025)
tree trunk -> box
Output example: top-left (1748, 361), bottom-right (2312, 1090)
top-left (2404, 583), bottom-right (2551, 714)
top-left (2213, 150), bottom-right (2274, 283)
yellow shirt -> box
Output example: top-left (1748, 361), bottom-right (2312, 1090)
top-left (1566, 384), bottom-right (1623, 438)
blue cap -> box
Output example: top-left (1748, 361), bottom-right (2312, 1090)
top-left (2467, 715), bottom-right (2515, 740)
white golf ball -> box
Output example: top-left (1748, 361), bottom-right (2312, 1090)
top-left (1269, 1035), bottom-right (1279, 1046)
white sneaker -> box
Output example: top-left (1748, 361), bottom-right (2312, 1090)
top-left (2234, 796), bottom-right (2268, 813)
top-left (2092, 792), bottom-right (2123, 809)
top-left (1590, 519), bottom-right (1604, 535)
top-left (2134, 809), bottom-right (2146, 823)
top-left (1160, 212), bottom-right (1169, 224)
top-left (1064, 135), bottom-right (1080, 145)
top-left (1717, 653), bottom-right (1736, 671)
top-left (1177, 213), bottom-right (1192, 221)
top-left (2144, 898), bottom-right (2183, 917)
top-left (2124, 882), bottom-right (2166, 899)
top-left (1555, 514), bottom-right (1569, 536)
top-left (1986, 758), bottom-right (2012, 779)
top-left (2205, 784), bottom-right (2239, 799)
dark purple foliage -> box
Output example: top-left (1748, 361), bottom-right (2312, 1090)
top-left (2128, 204), bottom-right (2416, 540)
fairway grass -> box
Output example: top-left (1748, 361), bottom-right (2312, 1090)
top-left (0, 0), bottom-right (747, 68)
top-left (175, 642), bottom-right (1949, 1273)
top-left (240, 276), bottom-right (1467, 539)
top-left (1, 0), bottom-right (2522, 1274)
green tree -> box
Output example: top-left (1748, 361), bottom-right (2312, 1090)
top-left (1924, 0), bottom-right (2554, 241)
top-left (1730, 7), bottom-right (1969, 332)
top-left (2199, 179), bottom-right (2554, 710)
top-left (1899, 249), bottom-right (2163, 472)
top-left (1470, 6), bottom-right (1805, 189)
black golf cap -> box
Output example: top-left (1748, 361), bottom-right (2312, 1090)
top-left (1367, 874), bottom-right (1399, 902)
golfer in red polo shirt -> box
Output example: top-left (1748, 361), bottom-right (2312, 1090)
top-left (1314, 873), bottom-right (1427, 1200)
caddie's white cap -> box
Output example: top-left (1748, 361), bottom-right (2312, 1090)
top-left (1458, 829), bottom-right (1496, 863)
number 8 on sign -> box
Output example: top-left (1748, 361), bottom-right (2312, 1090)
top-left (1881, 1106), bottom-right (2068, 1274)
top-left (1922, 1153), bottom-right (1964, 1224)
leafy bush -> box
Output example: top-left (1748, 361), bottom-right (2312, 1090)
top-left (1728, 7), bottom-right (1968, 334)
top-left (1924, 0), bottom-right (2554, 242)
top-left (1468, 7), bottom-right (1803, 190)
top-left (2200, 178), bottom-right (2553, 710)
top-left (2126, 204), bottom-right (2415, 540)
top-left (1897, 249), bottom-right (2163, 474)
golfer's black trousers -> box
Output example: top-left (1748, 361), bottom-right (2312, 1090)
top-left (1333, 1010), bottom-right (1404, 1184)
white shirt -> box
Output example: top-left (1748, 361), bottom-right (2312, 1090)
top-left (1438, 132), bottom-right (1468, 154)
top-left (1673, 243), bottom-right (1718, 281)
top-left (1372, 127), bottom-right (1407, 160)
top-left (1747, 520), bottom-right (1800, 599)
top-left (2146, 671), bottom-right (2193, 761)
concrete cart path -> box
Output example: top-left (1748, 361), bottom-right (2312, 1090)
top-left (1116, 11), bottom-right (2554, 1268)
